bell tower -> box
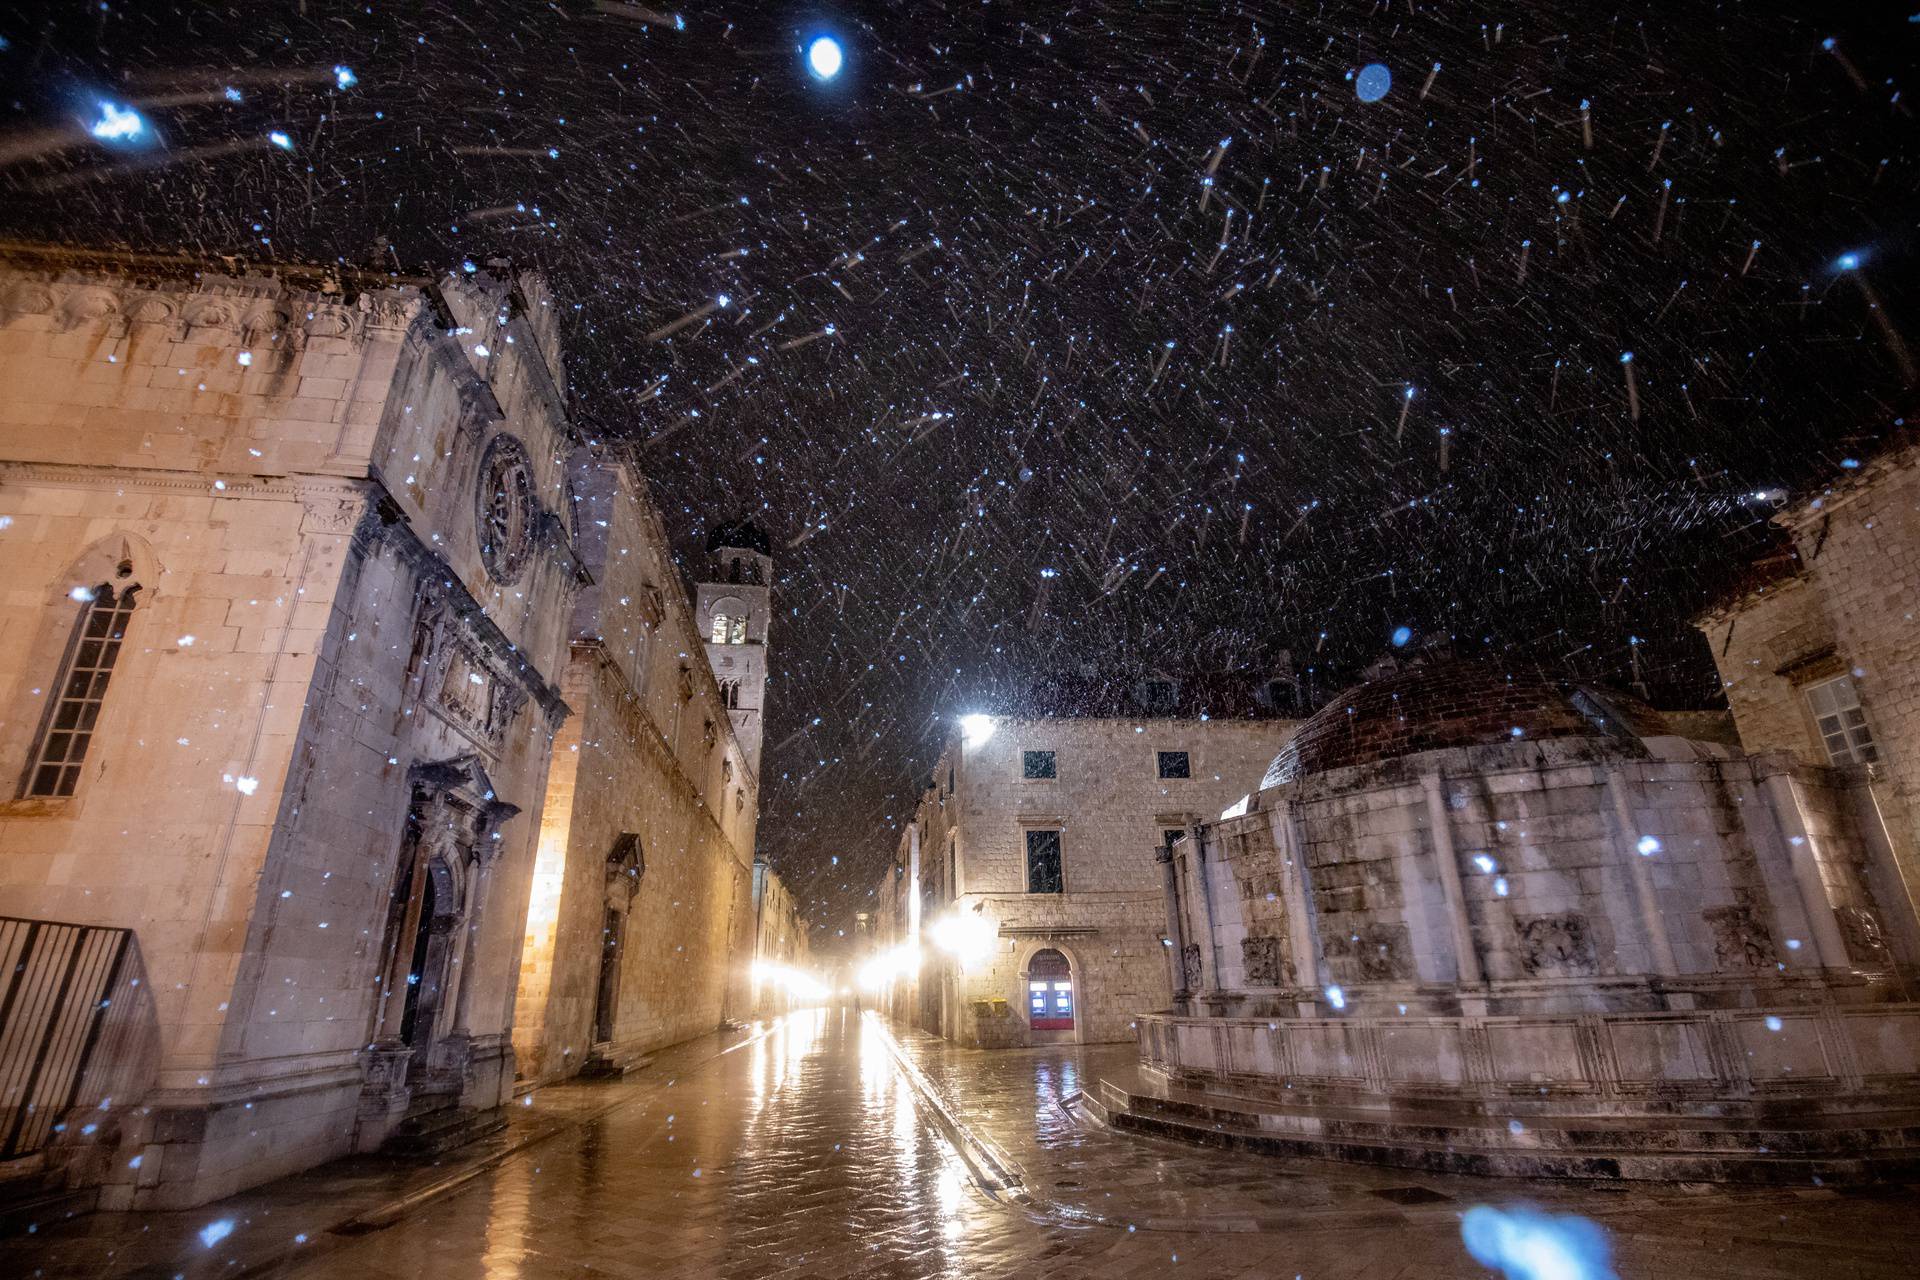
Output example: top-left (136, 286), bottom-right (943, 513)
top-left (694, 519), bottom-right (773, 779)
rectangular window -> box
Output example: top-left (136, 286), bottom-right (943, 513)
top-left (1022, 749), bottom-right (1056, 779)
top-left (947, 837), bottom-right (957, 901)
top-left (1162, 827), bottom-right (1186, 850)
top-left (1157, 750), bottom-right (1191, 779)
top-left (25, 584), bottom-right (138, 798)
top-left (1025, 829), bottom-right (1064, 894)
top-left (1806, 675), bottom-right (1877, 765)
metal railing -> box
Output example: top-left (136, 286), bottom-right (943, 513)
top-left (0, 917), bottom-right (156, 1159)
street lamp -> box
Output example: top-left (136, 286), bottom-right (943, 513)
top-left (807, 36), bottom-right (844, 81)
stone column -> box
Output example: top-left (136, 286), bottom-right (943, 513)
top-left (1187, 822), bottom-right (1220, 999)
top-left (450, 853), bottom-right (494, 1038)
top-left (1604, 769), bottom-right (1681, 977)
top-left (1271, 801), bottom-right (1321, 998)
top-left (1851, 779), bottom-right (1920, 969)
top-left (1155, 840), bottom-right (1188, 1003)
top-left (1421, 775), bottom-right (1485, 1003)
top-left (1762, 769), bottom-right (1853, 969)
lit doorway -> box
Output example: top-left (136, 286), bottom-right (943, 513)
top-left (1027, 948), bottom-right (1074, 1031)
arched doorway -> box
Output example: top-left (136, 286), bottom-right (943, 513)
top-left (1026, 949), bottom-right (1074, 1031)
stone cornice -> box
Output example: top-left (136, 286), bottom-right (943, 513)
top-left (0, 459), bottom-right (366, 502)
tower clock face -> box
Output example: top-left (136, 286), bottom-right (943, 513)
top-left (475, 433), bottom-right (536, 584)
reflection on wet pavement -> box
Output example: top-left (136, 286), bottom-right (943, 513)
top-left (284, 1009), bottom-right (1044, 1280)
top-left (270, 1009), bottom-right (1920, 1280)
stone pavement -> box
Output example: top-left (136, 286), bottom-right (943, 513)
top-left (5, 1008), bottom-right (1917, 1280)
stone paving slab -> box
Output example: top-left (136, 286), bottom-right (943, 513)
top-left (10, 1009), bottom-right (1918, 1280)
top-left (877, 1019), bottom-right (1920, 1276)
top-left (0, 1027), bottom-right (765, 1280)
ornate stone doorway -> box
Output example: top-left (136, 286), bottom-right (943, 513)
top-left (364, 757), bottom-right (519, 1115)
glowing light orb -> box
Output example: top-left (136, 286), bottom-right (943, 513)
top-left (88, 101), bottom-right (144, 142)
top-left (1461, 1205), bottom-right (1617, 1280)
top-left (268, 131), bottom-right (293, 150)
top-left (807, 36), bottom-right (844, 80)
top-left (1355, 63), bottom-right (1392, 102)
top-left (1391, 625), bottom-right (1413, 647)
top-left (1836, 251), bottom-right (1861, 271)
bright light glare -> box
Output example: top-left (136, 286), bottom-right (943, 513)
top-left (807, 37), bottom-right (844, 80)
top-left (1460, 1205), bottom-right (1617, 1280)
top-left (858, 945), bottom-right (921, 992)
top-left (928, 911), bottom-right (996, 968)
top-left (959, 713), bottom-right (995, 748)
top-left (1836, 251), bottom-right (1862, 271)
top-left (89, 101), bottom-right (143, 142)
top-left (752, 962), bottom-right (828, 1003)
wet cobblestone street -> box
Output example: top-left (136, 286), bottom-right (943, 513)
top-left (275, 1010), bottom-right (1916, 1280)
top-left (10, 1009), bottom-right (1918, 1280)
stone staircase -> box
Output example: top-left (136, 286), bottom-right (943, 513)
top-left (382, 1094), bottom-right (507, 1158)
top-left (0, 1156), bottom-right (97, 1238)
top-left (580, 1043), bottom-right (654, 1079)
top-left (1082, 1077), bottom-right (1920, 1185)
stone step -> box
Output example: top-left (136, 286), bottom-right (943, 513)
top-left (382, 1103), bottom-right (507, 1158)
top-left (1091, 1080), bottom-right (1920, 1185)
top-left (1118, 1088), bottom-right (1920, 1156)
top-left (580, 1045), bottom-right (655, 1078)
top-left (0, 1164), bottom-right (97, 1239)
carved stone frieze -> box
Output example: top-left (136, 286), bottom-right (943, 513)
top-left (1181, 943), bottom-right (1204, 990)
top-left (55, 287), bottom-right (119, 331)
top-left (1515, 912), bottom-right (1597, 977)
top-left (1703, 904), bottom-right (1778, 969)
top-left (0, 268), bottom-right (419, 354)
top-left (2, 281), bottom-right (54, 317)
top-left (1835, 906), bottom-right (1889, 964)
top-left (1323, 922), bottom-right (1413, 982)
top-left (1241, 934), bottom-right (1295, 987)
top-left (129, 295), bottom-right (177, 325)
top-left (361, 290), bottom-right (422, 332)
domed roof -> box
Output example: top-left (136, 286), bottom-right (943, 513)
top-left (1261, 660), bottom-right (1671, 787)
top-left (707, 518), bottom-right (771, 556)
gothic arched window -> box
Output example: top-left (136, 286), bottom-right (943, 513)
top-left (25, 582), bottom-right (139, 797)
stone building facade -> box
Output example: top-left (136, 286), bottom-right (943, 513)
top-left (874, 678), bottom-right (1297, 1048)
top-left (507, 476), bottom-right (768, 1083)
top-left (0, 245), bottom-right (769, 1212)
top-left (1695, 440), bottom-right (1920, 949)
top-left (1095, 661), bottom-right (1920, 1182)
top-left (748, 857), bottom-right (814, 1016)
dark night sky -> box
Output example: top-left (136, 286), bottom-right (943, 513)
top-left (2, 3), bottom-right (1914, 940)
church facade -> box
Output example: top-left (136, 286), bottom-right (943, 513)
top-left (0, 245), bottom-right (775, 1212)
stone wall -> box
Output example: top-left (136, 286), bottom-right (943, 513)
top-left (1697, 576), bottom-right (1833, 762)
top-left (510, 454), bottom-right (761, 1083)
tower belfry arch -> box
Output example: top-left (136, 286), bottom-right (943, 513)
top-left (693, 519), bottom-right (773, 779)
